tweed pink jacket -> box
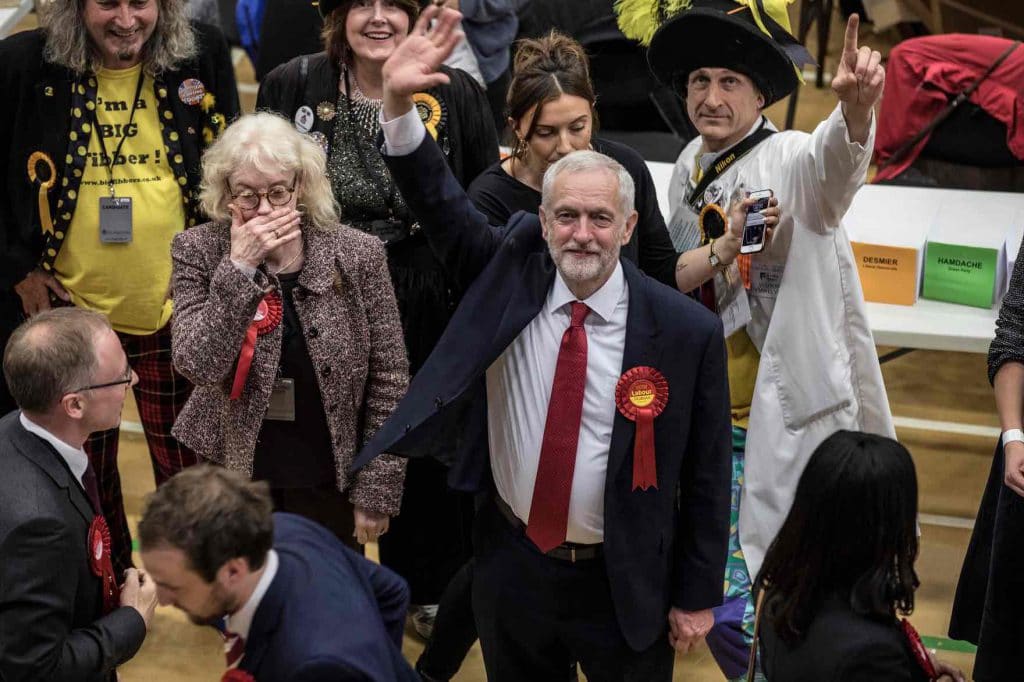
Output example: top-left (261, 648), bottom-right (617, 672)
top-left (169, 221), bottom-right (409, 516)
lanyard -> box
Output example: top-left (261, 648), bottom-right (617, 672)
top-left (91, 70), bottom-right (146, 198)
top-left (687, 119), bottom-right (775, 208)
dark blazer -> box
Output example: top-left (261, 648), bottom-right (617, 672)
top-left (0, 411), bottom-right (146, 681)
top-left (0, 22), bottom-right (239, 292)
top-left (760, 597), bottom-right (931, 682)
top-left (239, 513), bottom-right (419, 681)
top-left (353, 131), bottom-right (732, 651)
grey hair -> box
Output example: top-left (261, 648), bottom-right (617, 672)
top-left (40, 0), bottom-right (197, 76)
top-left (540, 150), bottom-right (636, 218)
top-left (3, 308), bottom-right (112, 413)
top-left (199, 112), bottom-right (340, 231)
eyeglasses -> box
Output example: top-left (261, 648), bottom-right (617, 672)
top-left (70, 365), bottom-right (133, 393)
top-left (229, 185), bottom-right (297, 211)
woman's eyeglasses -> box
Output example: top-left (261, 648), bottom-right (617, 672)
top-left (229, 185), bottom-right (296, 210)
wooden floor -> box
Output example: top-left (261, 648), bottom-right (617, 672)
top-left (11, 6), bottom-right (993, 680)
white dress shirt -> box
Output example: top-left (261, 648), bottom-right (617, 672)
top-left (380, 103), bottom-right (630, 544)
top-left (19, 412), bottom-right (89, 487)
top-left (225, 549), bottom-right (279, 642)
top-left (487, 265), bottom-right (628, 544)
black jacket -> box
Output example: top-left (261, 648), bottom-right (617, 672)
top-left (760, 597), bottom-right (931, 682)
top-left (0, 22), bottom-right (239, 292)
top-left (0, 412), bottom-right (147, 681)
top-left (256, 53), bottom-right (496, 192)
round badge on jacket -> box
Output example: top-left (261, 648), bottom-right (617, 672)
top-left (178, 79), bottom-right (207, 106)
top-left (294, 105), bottom-right (315, 133)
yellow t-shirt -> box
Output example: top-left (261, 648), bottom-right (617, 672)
top-left (55, 65), bottom-right (185, 335)
top-left (726, 328), bottom-right (761, 429)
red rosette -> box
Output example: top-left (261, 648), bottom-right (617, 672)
top-left (222, 670), bottom-right (255, 682)
top-left (230, 291), bottom-right (283, 400)
top-left (901, 619), bottom-right (938, 679)
top-left (88, 516), bottom-right (120, 615)
top-left (616, 366), bottom-right (669, 491)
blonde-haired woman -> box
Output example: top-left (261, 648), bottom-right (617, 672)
top-left (170, 111), bottom-right (409, 549)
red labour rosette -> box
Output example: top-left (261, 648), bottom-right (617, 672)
top-left (222, 670), bottom-right (255, 682)
top-left (88, 516), bottom-right (120, 614)
top-left (616, 366), bottom-right (669, 491)
top-left (230, 292), bottom-right (283, 400)
top-left (901, 618), bottom-right (938, 679)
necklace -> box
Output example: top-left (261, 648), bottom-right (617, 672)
top-left (348, 72), bottom-right (383, 137)
top-left (268, 244), bottom-right (303, 276)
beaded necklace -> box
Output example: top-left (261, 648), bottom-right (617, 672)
top-left (347, 71), bottom-right (383, 137)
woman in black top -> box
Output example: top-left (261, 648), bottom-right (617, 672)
top-left (467, 32), bottom-right (780, 294)
top-left (755, 431), bottom-right (964, 682)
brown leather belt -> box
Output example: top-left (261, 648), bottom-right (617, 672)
top-left (494, 496), bottom-right (603, 563)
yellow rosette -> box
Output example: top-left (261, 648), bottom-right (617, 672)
top-left (27, 152), bottom-right (57, 236)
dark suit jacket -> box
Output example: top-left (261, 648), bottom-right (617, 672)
top-left (353, 131), bottom-right (732, 651)
top-left (760, 597), bottom-right (931, 682)
top-left (0, 411), bottom-right (146, 682)
top-left (238, 513), bottom-right (418, 682)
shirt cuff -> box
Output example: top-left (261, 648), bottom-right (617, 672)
top-left (380, 105), bottom-right (426, 156)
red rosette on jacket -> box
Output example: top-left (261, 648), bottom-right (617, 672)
top-left (230, 291), bottom-right (283, 400)
top-left (901, 618), bottom-right (938, 679)
top-left (615, 366), bottom-right (669, 491)
top-left (222, 669), bottom-right (255, 682)
top-left (88, 516), bottom-right (120, 615)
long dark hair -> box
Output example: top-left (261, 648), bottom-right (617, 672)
top-left (755, 430), bottom-right (920, 644)
top-left (506, 31), bottom-right (598, 157)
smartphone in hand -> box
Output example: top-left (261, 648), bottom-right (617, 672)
top-left (740, 189), bottom-right (773, 254)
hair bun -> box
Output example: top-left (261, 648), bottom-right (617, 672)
top-left (512, 31), bottom-right (591, 81)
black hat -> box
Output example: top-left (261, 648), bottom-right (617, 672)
top-left (619, 0), bottom-right (813, 106)
top-left (315, 0), bottom-right (344, 18)
top-left (315, 0), bottom-right (419, 20)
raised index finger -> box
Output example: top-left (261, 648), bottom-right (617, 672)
top-left (844, 14), bottom-right (860, 55)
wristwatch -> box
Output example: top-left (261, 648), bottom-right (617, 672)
top-left (1002, 428), bottom-right (1024, 446)
top-left (708, 238), bottom-right (723, 270)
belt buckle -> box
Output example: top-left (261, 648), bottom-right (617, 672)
top-left (570, 546), bottom-right (576, 563)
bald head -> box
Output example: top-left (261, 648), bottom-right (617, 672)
top-left (3, 308), bottom-right (110, 413)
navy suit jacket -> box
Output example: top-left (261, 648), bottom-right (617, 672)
top-left (0, 411), bottom-right (146, 682)
top-left (238, 513), bottom-right (418, 682)
top-left (353, 131), bottom-right (732, 651)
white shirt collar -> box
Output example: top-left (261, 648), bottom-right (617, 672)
top-left (226, 549), bottom-right (279, 642)
top-left (19, 412), bottom-right (89, 487)
top-left (549, 261), bottom-right (625, 323)
top-left (697, 116), bottom-right (770, 173)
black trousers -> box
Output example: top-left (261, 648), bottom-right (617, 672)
top-left (471, 498), bottom-right (673, 682)
top-left (417, 559), bottom-right (478, 680)
top-left (270, 486), bottom-right (360, 554)
top-left (949, 440), bottom-right (1024, 681)
top-left (378, 457), bottom-right (475, 604)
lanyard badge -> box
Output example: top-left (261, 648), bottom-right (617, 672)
top-left (94, 71), bottom-right (145, 244)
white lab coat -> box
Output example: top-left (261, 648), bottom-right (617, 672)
top-left (667, 104), bottom-right (895, 580)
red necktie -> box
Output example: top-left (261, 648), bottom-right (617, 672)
top-left (81, 463), bottom-right (103, 515)
top-left (526, 301), bottom-right (590, 553)
top-left (224, 629), bottom-right (245, 668)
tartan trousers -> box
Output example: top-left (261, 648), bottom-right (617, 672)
top-left (84, 324), bottom-right (197, 573)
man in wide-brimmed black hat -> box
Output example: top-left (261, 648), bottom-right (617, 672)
top-left (617, 1), bottom-right (894, 678)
